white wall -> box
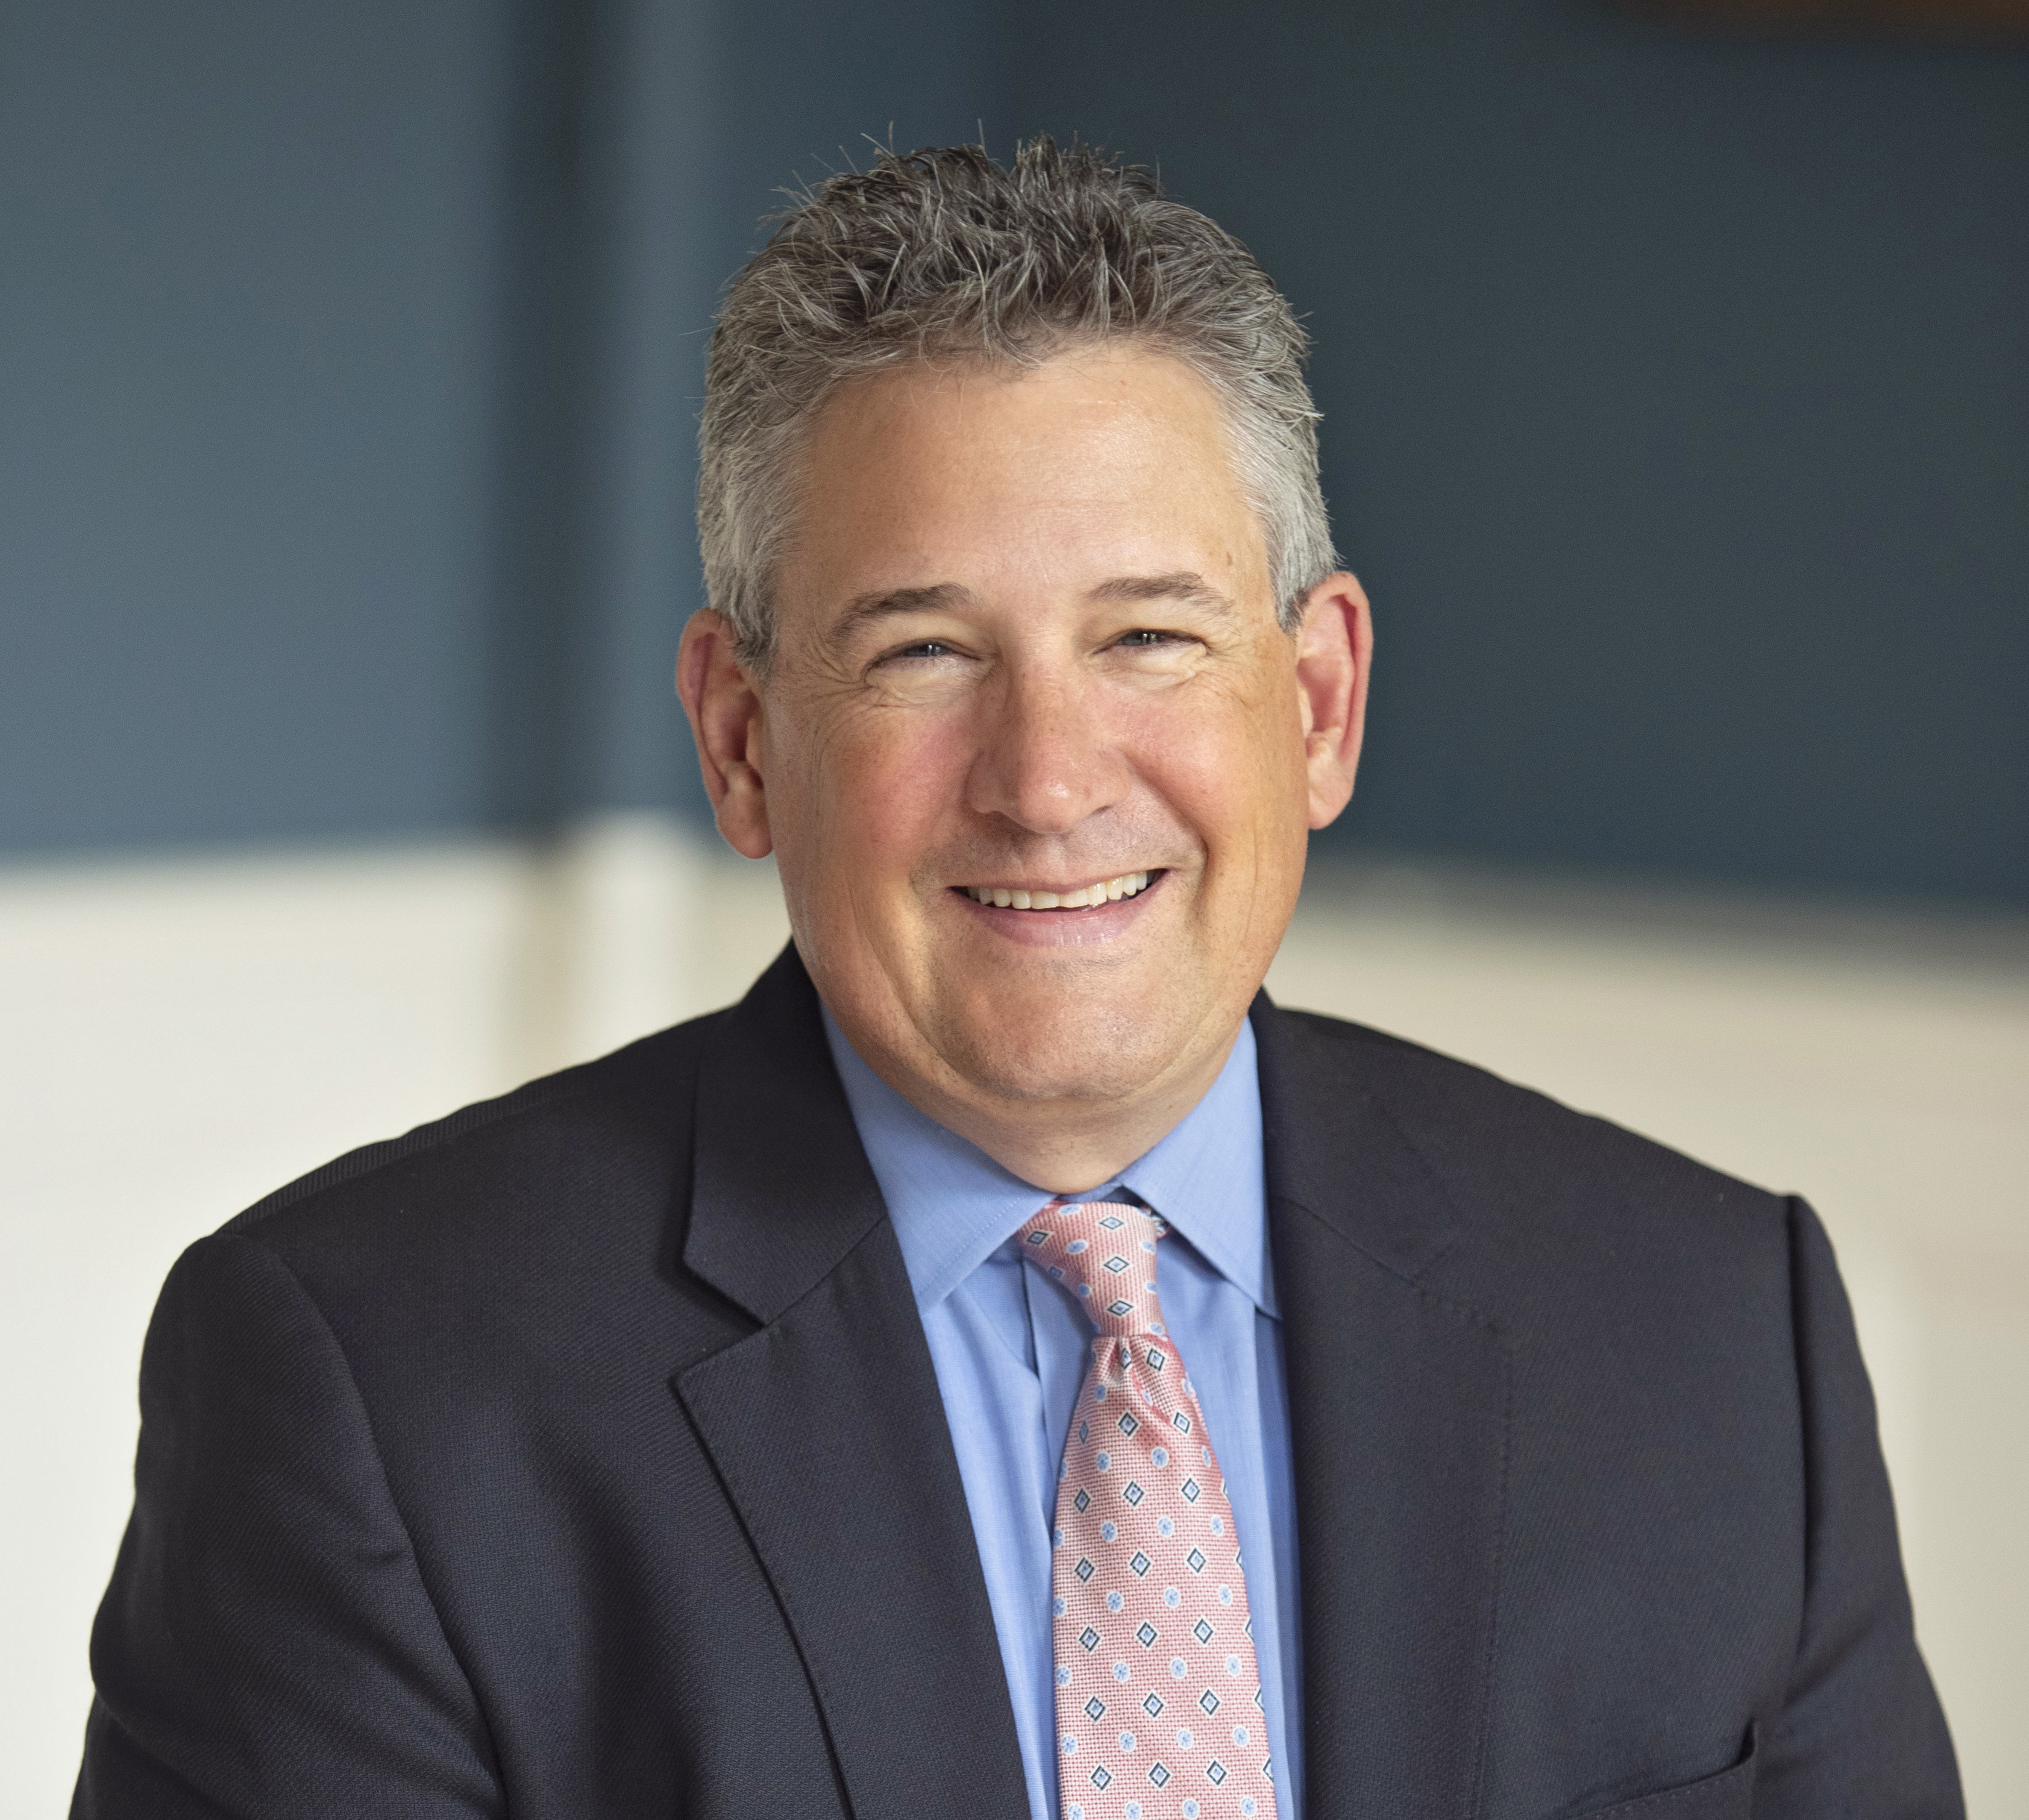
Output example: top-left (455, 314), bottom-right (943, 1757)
top-left (4, 823), bottom-right (2023, 1814)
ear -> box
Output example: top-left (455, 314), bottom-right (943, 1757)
top-left (1292, 571), bottom-right (1373, 830)
top-left (675, 609), bottom-right (774, 859)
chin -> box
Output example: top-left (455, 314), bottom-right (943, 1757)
top-left (932, 991), bottom-right (1178, 1107)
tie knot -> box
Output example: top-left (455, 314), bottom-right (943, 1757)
top-left (1017, 1199), bottom-right (1167, 1337)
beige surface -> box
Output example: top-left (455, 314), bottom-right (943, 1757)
top-left (3, 826), bottom-right (2022, 1813)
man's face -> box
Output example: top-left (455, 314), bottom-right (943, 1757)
top-left (688, 345), bottom-right (1367, 1143)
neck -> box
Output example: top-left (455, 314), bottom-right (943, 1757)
top-left (855, 1021), bottom-right (1244, 1196)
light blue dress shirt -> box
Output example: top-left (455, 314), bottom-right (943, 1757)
top-left (823, 1011), bottom-right (1304, 1820)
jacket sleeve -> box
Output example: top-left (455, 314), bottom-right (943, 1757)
top-left (1753, 1198), bottom-right (1963, 1817)
top-left (72, 1230), bottom-right (503, 1818)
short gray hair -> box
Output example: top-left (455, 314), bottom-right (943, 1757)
top-left (698, 138), bottom-right (1338, 669)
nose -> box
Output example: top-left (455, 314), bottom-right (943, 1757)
top-left (964, 662), bottom-right (1132, 835)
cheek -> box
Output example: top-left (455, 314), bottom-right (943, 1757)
top-left (1135, 679), bottom-right (1306, 853)
top-left (803, 711), bottom-right (968, 878)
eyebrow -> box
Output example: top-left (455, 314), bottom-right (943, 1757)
top-left (1086, 571), bottom-right (1238, 618)
top-left (832, 583), bottom-right (977, 644)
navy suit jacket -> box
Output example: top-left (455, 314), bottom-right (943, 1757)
top-left (75, 944), bottom-right (1960, 1817)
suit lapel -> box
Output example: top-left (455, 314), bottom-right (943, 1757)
top-left (1253, 999), bottom-right (1511, 1820)
top-left (674, 947), bottom-right (1030, 1820)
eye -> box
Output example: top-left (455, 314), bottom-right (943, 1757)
top-left (1112, 629), bottom-right (1201, 657)
top-left (878, 639), bottom-right (965, 664)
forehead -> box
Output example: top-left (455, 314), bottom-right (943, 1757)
top-left (781, 345), bottom-right (1268, 613)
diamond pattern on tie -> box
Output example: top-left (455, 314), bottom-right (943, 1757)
top-left (1024, 1199), bottom-right (1277, 1820)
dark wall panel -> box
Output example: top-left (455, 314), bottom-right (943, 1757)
top-left (2, 0), bottom-right (2022, 902)
top-left (0, 0), bottom-right (1009, 853)
top-left (0, 0), bottom-right (512, 850)
top-left (1005, 0), bottom-right (2029, 900)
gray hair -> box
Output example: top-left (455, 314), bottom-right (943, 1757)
top-left (698, 138), bottom-right (1338, 669)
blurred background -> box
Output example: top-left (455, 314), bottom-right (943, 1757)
top-left (2, 0), bottom-right (2025, 1810)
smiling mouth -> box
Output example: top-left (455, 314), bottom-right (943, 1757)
top-left (956, 871), bottom-right (1155, 911)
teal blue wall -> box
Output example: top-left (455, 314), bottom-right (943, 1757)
top-left (1010, 0), bottom-right (2029, 901)
top-left (1, 1), bottom-right (509, 847)
top-left (2, 0), bottom-right (2023, 900)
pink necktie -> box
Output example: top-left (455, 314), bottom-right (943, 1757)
top-left (1019, 1199), bottom-right (1279, 1820)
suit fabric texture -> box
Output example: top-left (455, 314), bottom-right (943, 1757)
top-left (75, 944), bottom-right (1961, 1818)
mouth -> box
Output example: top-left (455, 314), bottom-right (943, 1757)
top-left (953, 871), bottom-right (1156, 912)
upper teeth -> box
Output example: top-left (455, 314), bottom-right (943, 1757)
top-left (964, 872), bottom-right (1151, 910)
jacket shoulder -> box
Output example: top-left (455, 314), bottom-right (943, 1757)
top-left (1265, 999), bottom-right (1781, 1215)
top-left (1257, 1000), bottom-right (1795, 1346)
top-left (221, 1008), bottom-right (728, 1260)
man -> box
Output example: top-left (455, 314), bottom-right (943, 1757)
top-left (77, 141), bottom-right (1958, 1818)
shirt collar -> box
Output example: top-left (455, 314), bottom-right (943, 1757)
top-left (822, 1008), bottom-right (1275, 1320)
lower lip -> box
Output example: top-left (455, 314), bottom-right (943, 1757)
top-left (949, 872), bottom-right (1167, 947)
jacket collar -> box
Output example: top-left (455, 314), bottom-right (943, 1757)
top-left (676, 945), bottom-right (1032, 1819)
top-left (1251, 994), bottom-right (1511, 1819)
top-left (1250, 993), bottom-right (1466, 1284)
top-left (680, 944), bottom-right (892, 1325)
